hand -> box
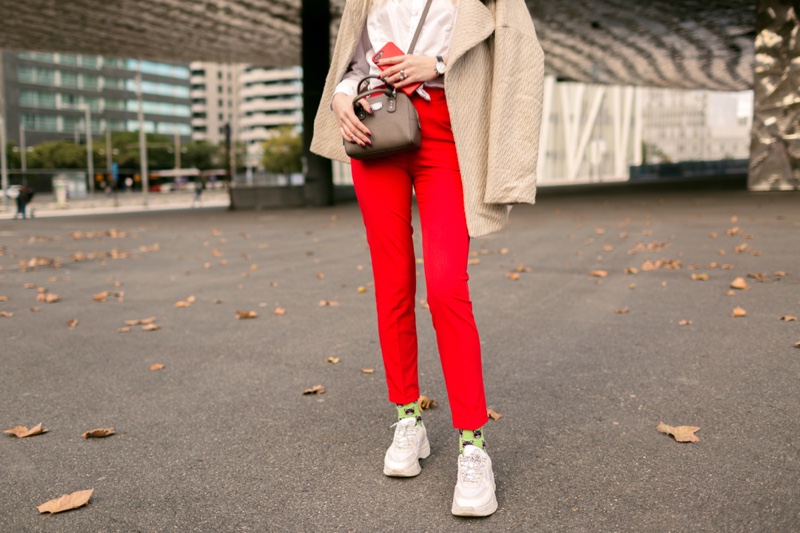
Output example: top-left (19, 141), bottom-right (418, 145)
top-left (377, 54), bottom-right (439, 90)
top-left (332, 92), bottom-right (372, 147)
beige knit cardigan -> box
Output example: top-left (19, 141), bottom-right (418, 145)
top-left (310, 0), bottom-right (545, 238)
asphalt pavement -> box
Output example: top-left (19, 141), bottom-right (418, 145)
top-left (1, 181), bottom-right (799, 532)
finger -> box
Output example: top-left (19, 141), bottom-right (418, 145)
top-left (358, 98), bottom-right (372, 114)
top-left (343, 116), bottom-right (372, 145)
top-left (377, 55), bottom-right (406, 67)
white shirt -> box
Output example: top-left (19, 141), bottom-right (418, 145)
top-left (334, 0), bottom-right (458, 100)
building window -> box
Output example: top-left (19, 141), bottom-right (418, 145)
top-left (104, 98), bottom-right (125, 111)
top-left (22, 114), bottom-right (59, 132)
top-left (103, 76), bottom-right (125, 90)
top-left (217, 72), bottom-right (223, 79)
top-left (82, 74), bottom-right (100, 91)
top-left (105, 119), bottom-right (126, 131)
top-left (18, 52), bottom-right (56, 63)
top-left (128, 60), bottom-right (190, 79)
top-left (156, 122), bottom-right (191, 135)
top-left (61, 72), bottom-right (80, 89)
top-left (79, 55), bottom-right (100, 69)
top-left (60, 54), bottom-right (79, 66)
top-left (125, 100), bottom-right (191, 117)
top-left (103, 58), bottom-right (126, 69)
top-left (18, 66), bottom-right (57, 86)
top-left (19, 90), bottom-right (57, 109)
top-left (126, 79), bottom-right (190, 99)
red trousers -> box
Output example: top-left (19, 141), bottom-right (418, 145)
top-left (351, 88), bottom-right (488, 430)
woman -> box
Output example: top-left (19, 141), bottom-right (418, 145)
top-left (311, 0), bottom-right (544, 517)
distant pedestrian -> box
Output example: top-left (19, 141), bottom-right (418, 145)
top-left (311, 0), bottom-right (544, 518)
top-left (191, 178), bottom-right (205, 207)
top-left (12, 185), bottom-right (34, 219)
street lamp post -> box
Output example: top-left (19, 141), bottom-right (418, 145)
top-left (0, 113), bottom-right (8, 210)
top-left (83, 105), bottom-right (94, 197)
top-left (136, 69), bottom-right (149, 206)
top-left (20, 123), bottom-right (27, 172)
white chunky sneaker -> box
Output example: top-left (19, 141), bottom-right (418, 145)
top-left (383, 417), bottom-right (430, 477)
top-left (451, 445), bottom-right (498, 517)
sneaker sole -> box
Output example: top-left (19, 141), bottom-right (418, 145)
top-left (451, 493), bottom-right (498, 517)
top-left (383, 437), bottom-right (431, 477)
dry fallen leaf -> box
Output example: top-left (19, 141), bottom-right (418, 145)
top-left (794, 341), bottom-right (800, 349)
top-left (419, 395), bottom-right (437, 410)
top-left (4, 423), bottom-right (48, 438)
top-left (325, 357), bottom-right (341, 364)
top-left (468, 258), bottom-right (481, 265)
top-left (615, 307), bottom-right (630, 314)
top-left (303, 385), bottom-right (325, 395)
top-left (679, 320), bottom-right (693, 326)
top-left (487, 408), bottom-right (504, 421)
top-left (117, 327), bottom-right (131, 333)
top-left (726, 290), bottom-right (736, 297)
top-left (357, 286), bottom-right (368, 293)
top-left (657, 421), bottom-right (700, 443)
top-left (67, 319), bottom-right (78, 329)
top-left (42, 293), bottom-right (60, 303)
top-left (590, 270), bottom-right (608, 278)
top-left (82, 428), bottom-right (115, 439)
top-left (142, 324), bottom-right (161, 331)
top-left (274, 307), bottom-right (286, 316)
top-left (235, 310), bottom-right (258, 319)
top-left (0, 296), bottom-right (7, 301)
top-left (150, 363), bottom-right (165, 371)
top-left (732, 307), bottom-right (747, 318)
top-left (319, 300), bottom-right (339, 307)
top-left (731, 277), bottom-right (750, 290)
top-left (360, 368), bottom-right (375, 374)
top-left (774, 271), bottom-right (787, 277)
top-left (37, 488), bottom-right (94, 514)
top-left (505, 272), bottom-right (521, 281)
top-left (125, 316), bottom-right (157, 326)
top-left (780, 315), bottom-right (798, 322)
top-left (93, 291), bottom-right (110, 302)
top-left (691, 273), bottom-right (709, 281)
top-left (0, 311), bottom-right (13, 318)
top-left (626, 267), bottom-right (639, 275)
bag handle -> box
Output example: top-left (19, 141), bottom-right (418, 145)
top-left (407, 0), bottom-right (434, 55)
top-left (352, 0), bottom-right (434, 100)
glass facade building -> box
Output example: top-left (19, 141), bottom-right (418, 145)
top-left (0, 51), bottom-right (193, 146)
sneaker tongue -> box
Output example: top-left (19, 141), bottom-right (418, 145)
top-left (462, 444), bottom-right (477, 455)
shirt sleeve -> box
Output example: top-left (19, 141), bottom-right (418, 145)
top-left (334, 22), bottom-right (372, 98)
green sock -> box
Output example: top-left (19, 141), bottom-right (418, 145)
top-left (459, 427), bottom-right (486, 453)
top-left (396, 401), bottom-right (422, 426)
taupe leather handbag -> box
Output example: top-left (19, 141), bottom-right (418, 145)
top-left (343, 0), bottom-right (433, 160)
top-left (344, 76), bottom-right (421, 160)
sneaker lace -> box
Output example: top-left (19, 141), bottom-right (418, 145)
top-left (390, 420), bottom-right (417, 450)
top-left (459, 452), bottom-right (485, 484)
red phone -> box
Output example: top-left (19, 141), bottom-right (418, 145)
top-left (372, 42), bottom-right (421, 96)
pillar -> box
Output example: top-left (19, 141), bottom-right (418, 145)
top-left (302, 0), bottom-right (334, 206)
top-left (749, 0), bottom-right (800, 190)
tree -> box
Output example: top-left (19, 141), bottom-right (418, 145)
top-left (182, 141), bottom-right (221, 170)
top-left (6, 142), bottom-right (21, 169)
top-left (27, 140), bottom-right (88, 169)
top-left (261, 126), bottom-right (302, 174)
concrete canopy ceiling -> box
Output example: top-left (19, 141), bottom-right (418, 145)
top-left (0, 0), bottom-right (756, 90)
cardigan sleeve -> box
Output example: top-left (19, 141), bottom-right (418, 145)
top-left (334, 22), bottom-right (371, 98)
top-left (483, 5), bottom-right (545, 205)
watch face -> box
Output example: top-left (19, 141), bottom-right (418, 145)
top-left (436, 62), bottom-right (446, 75)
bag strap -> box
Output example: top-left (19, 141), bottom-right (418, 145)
top-left (408, 0), bottom-right (435, 55)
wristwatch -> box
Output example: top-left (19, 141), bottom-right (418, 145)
top-left (435, 55), bottom-right (446, 76)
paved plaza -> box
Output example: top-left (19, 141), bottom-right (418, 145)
top-left (1, 181), bottom-right (799, 531)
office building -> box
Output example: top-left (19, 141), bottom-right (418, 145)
top-left (0, 51), bottom-right (192, 147)
top-left (189, 62), bottom-right (245, 145)
top-left (239, 66), bottom-right (303, 169)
